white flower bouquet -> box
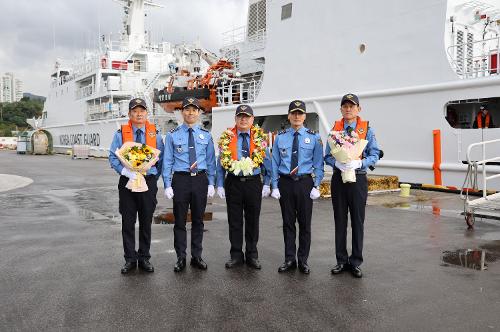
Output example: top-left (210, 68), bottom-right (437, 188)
top-left (327, 130), bottom-right (368, 183)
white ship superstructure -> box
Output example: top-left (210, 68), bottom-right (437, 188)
top-left (212, 0), bottom-right (500, 189)
top-left (33, 0), bottom-right (215, 157)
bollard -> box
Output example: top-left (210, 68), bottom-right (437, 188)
top-left (400, 183), bottom-right (411, 197)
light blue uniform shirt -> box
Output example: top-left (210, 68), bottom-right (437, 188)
top-left (324, 120), bottom-right (380, 171)
top-left (271, 126), bottom-right (324, 188)
top-left (216, 129), bottom-right (272, 187)
top-left (162, 124), bottom-right (216, 187)
top-left (108, 125), bottom-right (164, 176)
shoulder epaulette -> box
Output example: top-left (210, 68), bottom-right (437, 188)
top-left (117, 129), bottom-right (122, 133)
top-left (156, 129), bottom-right (160, 134)
top-left (200, 127), bottom-right (209, 132)
top-left (170, 127), bottom-right (179, 133)
top-left (306, 129), bottom-right (317, 134)
top-left (278, 130), bottom-right (287, 135)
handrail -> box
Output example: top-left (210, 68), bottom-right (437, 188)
top-left (466, 138), bottom-right (500, 197)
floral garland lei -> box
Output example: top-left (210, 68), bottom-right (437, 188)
top-left (218, 125), bottom-right (268, 175)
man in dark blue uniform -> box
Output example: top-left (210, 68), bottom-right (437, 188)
top-left (162, 97), bottom-right (216, 272)
top-left (215, 105), bottom-right (272, 270)
top-left (109, 98), bottom-right (164, 274)
top-left (325, 93), bottom-right (380, 278)
top-left (271, 100), bottom-right (324, 274)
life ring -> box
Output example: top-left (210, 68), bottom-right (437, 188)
top-left (101, 57), bottom-right (107, 69)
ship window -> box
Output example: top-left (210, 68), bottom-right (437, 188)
top-left (281, 3), bottom-right (292, 20)
top-left (446, 98), bottom-right (499, 129)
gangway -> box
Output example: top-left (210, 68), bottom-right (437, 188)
top-left (462, 138), bottom-right (500, 228)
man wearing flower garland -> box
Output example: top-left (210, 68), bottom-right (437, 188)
top-left (324, 93), bottom-right (380, 278)
top-left (271, 100), bottom-right (324, 274)
top-left (162, 97), bottom-right (216, 272)
top-left (109, 97), bottom-right (164, 274)
top-left (216, 104), bottom-right (272, 270)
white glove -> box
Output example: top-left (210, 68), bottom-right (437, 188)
top-left (262, 185), bottom-right (271, 197)
top-left (121, 167), bottom-right (137, 180)
top-left (335, 160), bottom-right (347, 172)
top-left (346, 159), bottom-right (362, 170)
top-left (164, 187), bottom-right (174, 199)
top-left (271, 188), bottom-right (281, 199)
top-left (207, 185), bottom-right (215, 198)
top-left (310, 187), bottom-right (321, 200)
top-left (217, 187), bottom-right (226, 199)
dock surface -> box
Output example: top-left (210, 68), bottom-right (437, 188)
top-left (1, 151), bottom-right (499, 331)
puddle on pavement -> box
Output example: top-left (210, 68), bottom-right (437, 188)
top-left (441, 249), bottom-right (499, 270)
top-left (383, 201), bottom-right (461, 217)
top-left (78, 208), bottom-right (119, 225)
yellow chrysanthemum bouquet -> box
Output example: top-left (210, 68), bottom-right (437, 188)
top-left (115, 142), bottom-right (161, 192)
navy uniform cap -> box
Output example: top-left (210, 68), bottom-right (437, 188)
top-left (129, 98), bottom-right (147, 110)
top-left (289, 100), bottom-right (306, 113)
top-left (235, 104), bottom-right (254, 116)
top-left (182, 97), bottom-right (201, 109)
top-left (341, 93), bottom-right (359, 106)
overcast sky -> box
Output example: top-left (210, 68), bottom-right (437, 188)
top-left (0, 0), bottom-right (248, 96)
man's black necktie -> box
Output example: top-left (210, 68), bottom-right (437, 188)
top-left (241, 133), bottom-right (249, 158)
top-left (290, 131), bottom-right (299, 175)
top-left (135, 129), bottom-right (143, 143)
top-left (188, 128), bottom-right (197, 172)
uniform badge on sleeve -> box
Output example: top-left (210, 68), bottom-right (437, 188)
top-left (304, 138), bottom-right (311, 144)
top-left (199, 133), bottom-right (205, 139)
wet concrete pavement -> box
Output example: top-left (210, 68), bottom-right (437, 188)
top-left (1, 151), bottom-right (500, 331)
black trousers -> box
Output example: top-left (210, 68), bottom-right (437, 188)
top-left (278, 175), bottom-right (314, 263)
top-left (172, 172), bottom-right (208, 259)
top-left (224, 175), bottom-right (263, 260)
top-left (331, 172), bottom-right (368, 267)
top-left (118, 175), bottom-right (158, 263)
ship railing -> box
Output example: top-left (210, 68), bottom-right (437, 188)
top-left (76, 84), bottom-right (95, 100)
top-left (446, 36), bottom-right (500, 79)
top-left (216, 80), bottom-right (262, 106)
top-left (222, 26), bottom-right (247, 47)
top-left (85, 103), bottom-right (123, 121)
top-left (222, 25), bottom-right (266, 46)
top-left (103, 40), bottom-right (166, 54)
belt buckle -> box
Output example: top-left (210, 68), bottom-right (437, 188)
top-left (292, 175), bottom-right (299, 181)
top-left (190, 172), bottom-right (197, 177)
top-left (240, 177), bottom-right (247, 182)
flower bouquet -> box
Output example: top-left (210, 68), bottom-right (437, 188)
top-left (218, 125), bottom-right (268, 176)
top-left (327, 130), bottom-right (368, 183)
top-left (115, 141), bottom-right (161, 192)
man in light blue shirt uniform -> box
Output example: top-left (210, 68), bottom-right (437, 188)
top-left (216, 104), bottom-right (272, 270)
top-left (271, 100), bottom-right (324, 274)
top-left (162, 97), bottom-right (216, 272)
top-left (109, 97), bottom-right (164, 274)
top-left (325, 93), bottom-right (380, 278)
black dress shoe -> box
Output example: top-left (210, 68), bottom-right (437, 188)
top-left (190, 257), bottom-right (208, 270)
top-left (246, 258), bottom-right (262, 270)
top-left (278, 260), bottom-right (297, 273)
top-left (298, 261), bottom-right (310, 274)
top-left (225, 258), bottom-right (244, 269)
top-left (121, 261), bottom-right (137, 274)
top-left (331, 263), bottom-right (348, 275)
top-left (174, 257), bottom-right (186, 272)
top-left (138, 260), bottom-right (154, 272)
top-left (351, 266), bottom-right (363, 278)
